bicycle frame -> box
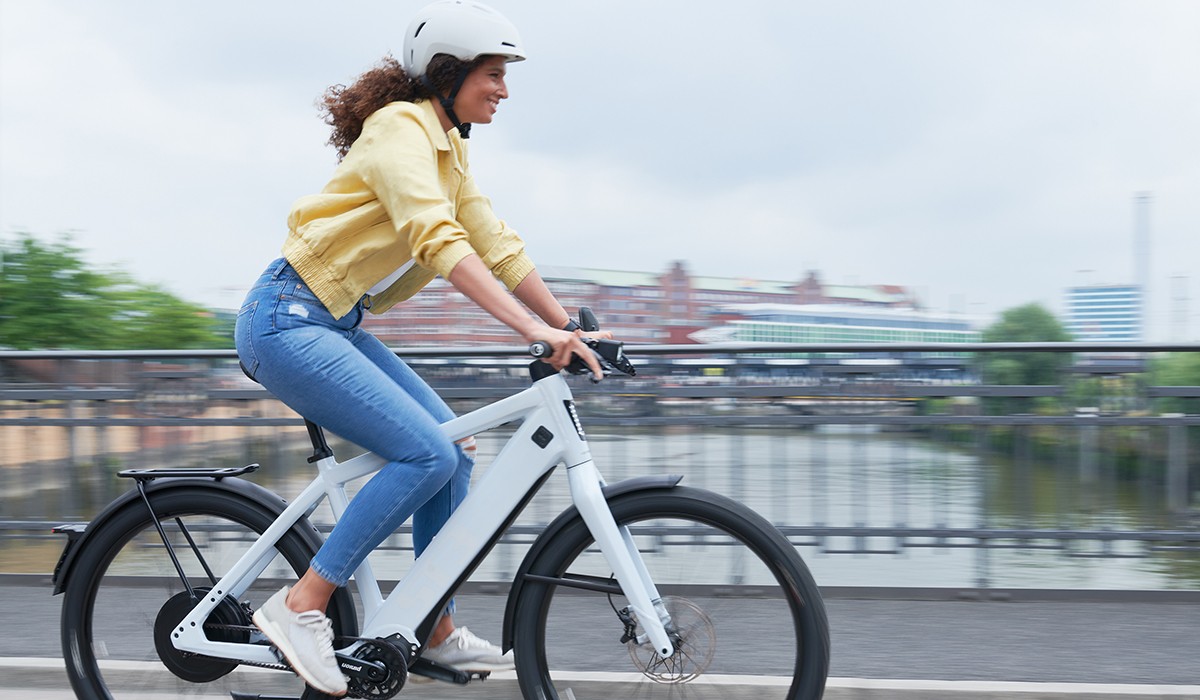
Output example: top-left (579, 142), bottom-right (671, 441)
top-left (170, 370), bottom-right (677, 665)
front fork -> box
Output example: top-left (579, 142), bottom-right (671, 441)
top-left (566, 460), bottom-right (676, 659)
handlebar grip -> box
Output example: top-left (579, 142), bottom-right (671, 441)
top-left (529, 341), bottom-right (552, 358)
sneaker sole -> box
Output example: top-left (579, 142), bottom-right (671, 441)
top-left (252, 609), bottom-right (347, 697)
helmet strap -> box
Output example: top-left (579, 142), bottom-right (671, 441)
top-left (422, 67), bottom-right (474, 139)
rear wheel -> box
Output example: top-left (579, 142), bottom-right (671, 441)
top-left (60, 486), bottom-right (357, 700)
top-left (512, 486), bottom-right (829, 700)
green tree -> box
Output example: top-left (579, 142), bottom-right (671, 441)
top-left (979, 303), bottom-right (1073, 383)
top-left (0, 233), bottom-right (108, 348)
top-left (0, 233), bottom-right (229, 349)
top-left (1151, 352), bottom-right (1200, 414)
top-left (977, 303), bottom-right (1072, 414)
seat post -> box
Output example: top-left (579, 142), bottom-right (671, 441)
top-left (305, 420), bottom-right (335, 463)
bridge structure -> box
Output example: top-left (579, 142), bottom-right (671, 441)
top-left (1, 343), bottom-right (1198, 698)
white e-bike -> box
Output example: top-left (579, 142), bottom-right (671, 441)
top-left (54, 318), bottom-right (829, 700)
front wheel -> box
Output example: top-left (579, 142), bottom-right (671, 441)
top-left (511, 486), bottom-right (830, 700)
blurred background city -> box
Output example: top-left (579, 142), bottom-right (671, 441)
top-left (2, 226), bottom-right (1198, 591)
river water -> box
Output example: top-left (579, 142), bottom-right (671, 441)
top-left (3, 426), bottom-right (1197, 590)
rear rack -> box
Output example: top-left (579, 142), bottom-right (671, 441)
top-left (117, 464), bottom-right (260, 482)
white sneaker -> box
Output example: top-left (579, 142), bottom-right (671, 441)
top-left (421, 626), bottom-right (514, 673)
top-left (252, 586), bottom-right (347, 696)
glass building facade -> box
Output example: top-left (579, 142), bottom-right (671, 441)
top-left (693, 303), bottom-right (979, 355)
top-left (1064, 285), bottom-right (1142, 342)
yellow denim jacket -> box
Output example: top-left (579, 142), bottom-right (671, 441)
top-left (282, 99), bottom-right (534, 319)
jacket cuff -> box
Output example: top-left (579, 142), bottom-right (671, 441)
top-left (494, 252), bottom-right (536, 291)
top-left (428, 239), bottom-right (478, 281)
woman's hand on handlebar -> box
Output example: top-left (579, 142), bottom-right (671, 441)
top-left (527, 327), bottom-right (610, 380)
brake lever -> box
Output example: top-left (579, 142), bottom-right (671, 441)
top-left (564, 343), bottom-right (602, 381)
top-left (590, 338), bottom-right (636, 377)
top-left (571, 338), bottom-right (635, 379)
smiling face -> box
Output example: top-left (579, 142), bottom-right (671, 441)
top-left (447, 55), bottom-right (509, 126)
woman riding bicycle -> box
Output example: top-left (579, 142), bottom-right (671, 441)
top-left (234, 1), bottom-right (606, 694)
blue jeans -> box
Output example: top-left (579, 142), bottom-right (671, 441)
top-left (235, 258), bottom-right (474, 588)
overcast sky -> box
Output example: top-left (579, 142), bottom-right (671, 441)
top-left (2, 1), bottom-right (1197, 339)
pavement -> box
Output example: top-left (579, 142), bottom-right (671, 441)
top-left (2, 576), bottom-right (1199, 699)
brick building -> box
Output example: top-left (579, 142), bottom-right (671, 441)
top-left (361, 262), bottom-right (920, 347)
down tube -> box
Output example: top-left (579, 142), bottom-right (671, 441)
top-left (360, 414), bottom-right (564, 640)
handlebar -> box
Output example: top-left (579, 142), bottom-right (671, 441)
top-left (528, 337), bottom-right (637, 378)
top-left (528, 308), bottom-right (636, 380)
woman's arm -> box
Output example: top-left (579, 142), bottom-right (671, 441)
top-left (514, 268), bottom-right (615, 343)
top-left (447, 254), bottom-right (602, 377)
top-left (512, 269), bottom-right (572, 330)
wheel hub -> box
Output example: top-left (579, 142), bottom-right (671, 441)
top-left (152, 587), bottom-right (250, 683)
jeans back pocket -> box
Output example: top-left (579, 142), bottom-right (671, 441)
top-left (234, 300), bottom-right (260, 379)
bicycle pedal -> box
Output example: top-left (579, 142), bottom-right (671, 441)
top-left (407, 657), bottom-right (477, 685)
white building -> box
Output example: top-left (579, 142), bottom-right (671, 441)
top-left (692, 303), bottom-right (980, 353)
top-left (1064, 285), bottom-right (1142, 342)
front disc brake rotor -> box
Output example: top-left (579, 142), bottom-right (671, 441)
top-left (626, 596), bottom-right (716, 684)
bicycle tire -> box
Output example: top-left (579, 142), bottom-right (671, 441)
top-left (511, 486), bottom-right (829, 700)
top-left (60, 485), bottom-right (357, 700)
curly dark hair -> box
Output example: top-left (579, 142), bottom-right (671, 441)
top-left (318, 54), bottom-right (487, 160)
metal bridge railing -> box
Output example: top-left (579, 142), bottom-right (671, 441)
top-left (2, 343), bottom-right (1198, 590)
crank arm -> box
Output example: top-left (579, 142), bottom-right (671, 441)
top-left (336, 652), bottom-right (389, 683)
top-left (408, 657), bottom-right (485, 684)
top-left (267, 646), bottom-right (389, 684)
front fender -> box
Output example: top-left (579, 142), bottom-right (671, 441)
top-left (501, 474), bottom-right (683, 652)
top-left (50, 476), bottom-right (314, 595)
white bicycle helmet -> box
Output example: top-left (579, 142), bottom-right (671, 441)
top-left (402, 0), bottom-right (526, 78)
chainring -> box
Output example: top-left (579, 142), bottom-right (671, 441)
top-left (626, 595), bottom-right (716, 684)
top-left (346, 638), bottom-right (409, 699)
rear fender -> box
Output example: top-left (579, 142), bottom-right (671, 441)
top-left (51, 477), bottom-right (319, 594)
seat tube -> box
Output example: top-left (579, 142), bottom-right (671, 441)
top-left (320, 460), bottom-right (384, 615)
top-left (566, 461), bottom-right (675, 659)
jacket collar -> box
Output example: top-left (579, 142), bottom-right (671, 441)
top-left (416, 98), bottom-right (453, 152)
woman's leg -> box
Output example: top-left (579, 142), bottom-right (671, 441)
top-left (238, 265), bottom-right (507, 672)
top-left (260, 328), bottom-right (460, 588)
top-left (241, 269), bottom-right (462, 590)
top-left (350, 331), bottom-right (475, 643)
top-left (349, 331), bottom-right (475, 558)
